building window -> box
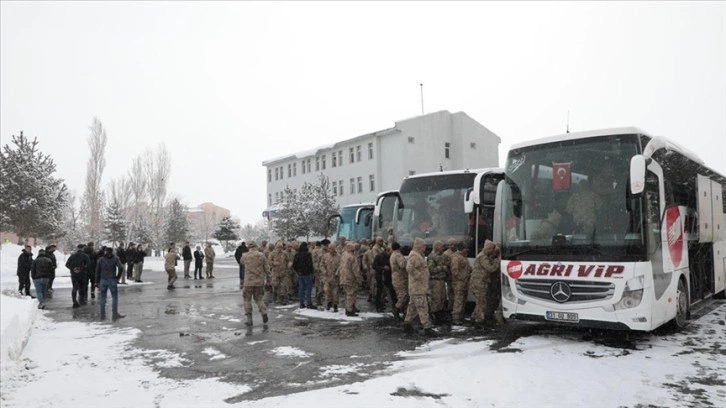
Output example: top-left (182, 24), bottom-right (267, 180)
top-left (333, 182), bottom-right (337, 196)
top-left (339, 180), bottom-right (344, 195)
top-left (409, 170), bottom-right (416, 176)
top-left (350, 147), bottom-right (355, 163)
top-left (470, 142), bottom-right (476, 149)
top-left (280, 191), bottom-right (284, 201)
top-left (275, 192), bottom-right (279, 202)
top-left (357, 176), bottom-right (362, 193)
top-left (368, 142), bottom-right (373, 159)
top-left (294, 163), bottom-right (298, 176)
top-left (350, 178), bottom-right (355, 194)
top-left (408, 137), bottom-right (415, 143)
top-left (268, 169), bottom-right (272, 182)
top-left (338, 150), bottom-right (343, 166)
top-left (306, 159), bottom-right (311, 173)
top-left (287, 164), bottom-right (291, 178)
top-left (275, 168), bottom-right (279, 181)
top-left (322, 155), bottom-right (326, 169)
top-left (316, 156), bottom-right (320, 171)
top-left (301, 160), bottom-right (306, 174)
top-left (445, 142), bottom-right (450, 159)
top-left (268, 194), bottom-right (272, 206)
top-left (356, 145), bottom-right (362, 162)
top-left (369, 174), bottom-right (375, 191)
top-left (332, 152), bottom-right (337, 167)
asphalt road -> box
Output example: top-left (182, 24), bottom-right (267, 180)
top-left (42, 256), bottom-right (726, 402)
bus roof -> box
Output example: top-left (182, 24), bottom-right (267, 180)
top-left (510, 127), bottom-right (652, 150)
top-left (404, 167), bottom-right (504, 181)
top-left (340, 203), bottom-right (374, 209)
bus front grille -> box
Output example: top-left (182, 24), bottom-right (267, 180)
top-left (515, 279), bottom-right (615, 303)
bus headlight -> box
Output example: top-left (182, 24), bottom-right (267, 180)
top-left (614, 276), bottom-right (645, 310)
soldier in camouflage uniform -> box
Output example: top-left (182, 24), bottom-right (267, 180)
top-left (404, 238), bottom-right (434, 335)
top-left (269, 242), bottom-right (290, 305)
top-left (449, 242), bottom-right (472, 325)
top-left (470, 240), bottom-right (502, 328)
top-left (390, 242), bottom-right (408, 320)
top-left (340, 242), bottom-right (360, 316)
top-left (443, 238), bottom-right (458, 313)
top-left (359, 239), bottom-right (372, 300)
top-left (427, 240), bottom-right (450, 325)
top-left (240, 241), bottom-right (271, 326)
top-left (321, 243), bottom-right (341, 312)
top-left (312, 241), bottom-right (325, 307)
top-left (287, 241), bottom-right (298, 299)
top-left (369, 237), bottom-right (386, 303)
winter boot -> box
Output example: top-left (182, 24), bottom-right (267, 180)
top-left (245, 314), bottom-right (253, 327)
top-left (333, 304), bottom-right (338, 313)
top-left (262, 314), bottom-right (269, 324)
top-left (393, 308), bottom-right (401, 321)
top-left (403, 323), bottom-right (414, 334)
top-left (112, 314), bottom-right (125, 321)
top-left (73, 301), bottom-right (80, 309)
top-left (326, 302), bottom-right (332, 311)
top-left (424, 327), bottom-right (437, 337)
top-left (345, 310), bottom-right (359, 317)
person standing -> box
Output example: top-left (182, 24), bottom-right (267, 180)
top-left (125, 242), bottom-right (136, 281)
top-left (427, 240), bottom-right (450, 325)
top-left (234, 241), bottom-right (248, 288)
top-left (443, 238), bottom-right (458, 317)
top-left (133, 244), bottom-right (146, 282)
top-left (240, 241), bottom-right (270, 326)
top-left (204, 242), bottom-right (216, 278)
top-left (293, 242), bottom-right (315, 309)
top-left (65, 244), bottom-right (90, 308)
top-left (470, 240), bottom-right (501, 328)
top-left (269, 242), bottom-right (290, 304)
top-left (84, 242), bottom-right (98, 300)
top-left (193, 245), bottom-right (205, 279)
top-left (390, 242), bottom-right (408, 321)
top-left (95, 246), bottom-right (125, 321)
top-left (31, 249), bottom-right (54, 309)
top-left (182, 241), bottom-right (193, 279)
top-left (312, 241), bottom-right (325, 307)
top-left (403, 238), bottom-right (434, 335)
top-left (373, 245), bottom-right (397, 313)
top-left (165, 243), bottom-right (180, 289)
top-left (321, 243), bottom-right (341, 312)
top-left (449, 242), bottom-right (472, 325)
top-left (340, 242), bottom-right (361, 316)
top-left (45, 244), bottom-right (57, 296)
top-left (17, 245), bottom-right (33, 297)
top-left (116, 243), bottom-right (127, 284)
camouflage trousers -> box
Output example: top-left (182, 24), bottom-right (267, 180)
top-left (394, 282), bottom-right (409, 311)
top-left (243, 286), bottom-right (267, 318)
top-left (367, 269), bottom-right (376, 296)
top-left (470, 284), bottom-right (488, 323)
top-left (324, 278), bottom-right (339, 306)
top-left (404, 294), bottom-right (431, 329)
top-left (206, 262), bottom-right (214, 278)
top-left (343, 284), bottom-right (357, 312)
top-left (314, 271), bottom-right (325, 304)
top-left (451, 282), bottom-right (469, 323)
top-left (429, 280), bottom-right (447, 313)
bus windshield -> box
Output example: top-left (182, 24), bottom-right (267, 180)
top-left (394, 173), bottom-right (476, 250)
top-left (501, 134), bottom-right (646, 261)
top-left (336, 205), bottom-right (372, 241)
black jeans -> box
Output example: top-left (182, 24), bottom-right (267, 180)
top-left (18, 272), bottom-right (31, 295)
top-left (375, 269), bottom-right (397, 311)
top-left (71, 273), bottom-right (88, 304)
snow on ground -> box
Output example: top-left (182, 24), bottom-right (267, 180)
top-left (2, 243), bottom-right (726, 407)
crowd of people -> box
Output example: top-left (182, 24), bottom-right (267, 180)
top-left (16, 235), bottom-right (503, 335)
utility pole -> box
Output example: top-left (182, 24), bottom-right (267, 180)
top-left (420, 82), bottom-right (424, 115)
top-left (566, 110), bottom-right (570, 133)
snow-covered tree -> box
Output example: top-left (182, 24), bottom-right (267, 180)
top-left (104, 198), bottom-right (126, 246)
top-left (0, 132), bottom-right (68, 243)
top-left (212, 215), bottom-right (240, 252)
top-left (144, 144), bottom-right (171, 250)
top-left (164, 198), bottom-right (189, 245)
top-left (60, 191), bottom-right (84, 251)
top-left (82, 117), bottom-right (108, 244)
top-left (272, 186), bottom-right (308, 240)
top-left (307, 174), bottom-right (339, 238)
top-left (239, 220), bottom-right (271, 243)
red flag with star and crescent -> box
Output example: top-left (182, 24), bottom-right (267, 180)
top-left (553, 162), bottom-right (571, 191)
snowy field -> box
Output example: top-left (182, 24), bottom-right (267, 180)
top-left (1, 243), bottom-right (725, 407)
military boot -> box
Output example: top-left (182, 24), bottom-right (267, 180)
top-left (403, 323), bottom-right (414, 334)
top-left (262, 314), bottom-right (269, 324)
top-left (424, 327), bottom-right (436, 337)
top-left (333, 304), bottom-right (338, 313)
top-left (393, 308), bottom-right (401, 321)
top-left (345, 310), bottom-right (359, 317)
top-left (326, 302), bottom-right (332, 311)
top-left (245, 314), bottom-right (253, 327)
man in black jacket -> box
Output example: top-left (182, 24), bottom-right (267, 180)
top-left (31, 249), bottom-right (54, 309)
top-left (373, 245), bottom-right (397, 313)
top-left (45, 244), bottom-right (57, 296)
top-left (66, 244), bottom-right (90, 308)
top-left (182, 241), bottom-right (193, 279)
top-left (84, 242), bottom-right (99, 300)
top-left (17, 245), bottom-right (33, 297)
top-left (292, 242), bottom-right (315, 309)
top-left (234, 242), bottom-right (248, 288)
top-left (96, 246), bottom-right (124, 321)
top-left (116, 242), bottom-right (127, 284)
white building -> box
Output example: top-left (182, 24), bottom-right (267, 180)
top-left (262, 110), bottom-right (501, 211)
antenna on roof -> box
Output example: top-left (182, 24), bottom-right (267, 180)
top-left (420, 82), bottom-right (424, 115)
top-left (566, 110), bottom-right (570, 133)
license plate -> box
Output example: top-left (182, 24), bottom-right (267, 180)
top-left (545, 311), bottom-right (579, 322)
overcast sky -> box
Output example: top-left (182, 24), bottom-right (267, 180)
top-left (2, 1), bottom-right (724, 226)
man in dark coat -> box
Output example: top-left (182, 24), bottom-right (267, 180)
top-left (65, 244), bottom-right (90, 307)
top-left (292, 242), bottom-right (315, 309)
top-left (84, 242), bottom-right (99, 300)
top-left (182, 241), bottom-right (193, 279)
top-left (373, 245), bottom-right (397, 313)
top-left (45, 244), bottom-right (57, 296)
top-left (234, 242), bottom-right (249, 288)
top-left (17, 245), bottom-right (33, 297)
top-left (96, 246), bottom-right (124, 321)
top-left (31, 249), bottom-right (54, 309)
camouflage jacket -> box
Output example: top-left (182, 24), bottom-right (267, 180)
top-left (390, 251), bottom-right (408, 288)
top-left (427, 251), bottom-right (450, 280)
top-left (241, 249), bottom-right (270, 287)
top-left (450, 251), bottom-right (472, 284)
top-left (406, 250), bottom-right (429, 296)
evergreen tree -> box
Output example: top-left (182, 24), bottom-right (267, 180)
top-left (212, 215), bottom-right (240, 252)
top-left (0, 132), bottom-right (68, 243)
top-left (104, 198), bottom-right (126, 246)
top-left (308, 174), bottom-right (339, 238)
top-left (164, 198), bottom-right (189, 245)
top-left (239, 221), bottom-right (271, 243)
top-left (273, 186), bottom-right (308, 240)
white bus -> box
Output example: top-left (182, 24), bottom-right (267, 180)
top-left (374, 168), bottom-right (504, 257)
top-left (497, 127), bottom-right (726, 331)
top-left (332, 203), bottom-right (375, 242)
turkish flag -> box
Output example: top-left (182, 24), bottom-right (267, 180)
top-left (553, 162), bottom-right (571, 191)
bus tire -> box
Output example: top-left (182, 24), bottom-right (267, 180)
top-left (669, 277), bottom-right (689, 330)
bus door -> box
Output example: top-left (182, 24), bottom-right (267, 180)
top-left (355, 206), bottom-right (374, 241)
top-left (374, 191), bottom-right (401, 241)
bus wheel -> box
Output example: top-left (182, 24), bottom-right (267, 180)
top-left (673, 278), bottom-right (689, 330)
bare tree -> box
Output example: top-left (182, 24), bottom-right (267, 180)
top-left (143, 144), bottom-right (171, 250)
top-left (127, 155), bottom-right (147, 241)
top-left (82, 117), bottom-right (107, 244)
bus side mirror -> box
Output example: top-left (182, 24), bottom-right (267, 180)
top-left (630, 155), bottom-right (647, 196)
top-left (464, 188), bottom-right (474, 213)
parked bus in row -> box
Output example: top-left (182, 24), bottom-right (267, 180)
top-left (496, 127), bottom-right (725, 331)
top-left (332, 203), bottom-right (375, 242)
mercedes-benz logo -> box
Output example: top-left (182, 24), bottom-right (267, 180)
top-left (550, 281), bottom-right (572, 303)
